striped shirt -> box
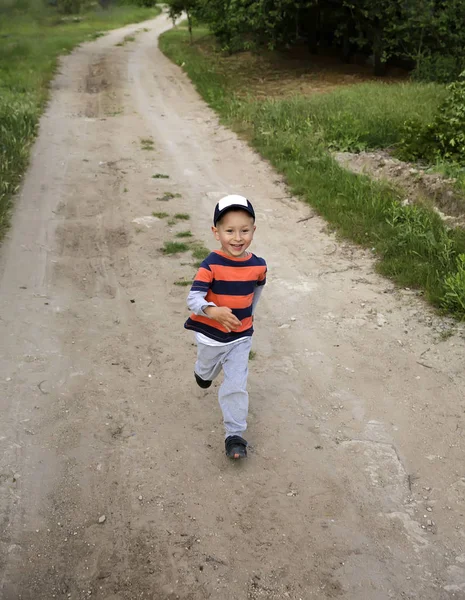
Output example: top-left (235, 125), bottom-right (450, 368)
top-left (184, 250), bottom-right (267, 343)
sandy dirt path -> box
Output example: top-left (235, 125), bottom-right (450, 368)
top-left (1, 13), bottom-right (465, 600)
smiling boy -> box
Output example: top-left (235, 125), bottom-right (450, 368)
top-left (184, 195), bottom-right (267, 459)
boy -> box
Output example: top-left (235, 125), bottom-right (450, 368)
top-left (184, 195), bottom-right (267, 460)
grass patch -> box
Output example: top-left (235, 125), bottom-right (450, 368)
top-left (152, 173), bottom-right (170, 179)
top-left (190, 242), bottom-right (210, 261)
top-left (152, 211), bottom-right (169, 218)
top-left (174, 212), bottom-right (190, 220)
top-left (175, 230), bottom-right (193, 238)
top-left (249, 350), bottom-right (257, 360)
top-left (174, 279), bottom-right (193, 286)
top-left (160, 26), bottom-right (465, 319)
top-left (157, 192), bottom-right (182, 201)
top-left (140, 137), bottom-right (155, 150)
top-left (115, 34), bottom-right (136, 47)
top-left (163, 241), bottom-right (190, 255)
top-left (0, 2), bottom-right (161, 242)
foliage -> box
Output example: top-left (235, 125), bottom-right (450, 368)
top-left (177, 0), bottom-right (465, 80)
top-left (166, 0), bottom-right (200, 42)
top-left (400, 74), bottom-right (465, 162)
top-left (442, 254), bottom-right (465, 316)
top-left (412, 54), bottom-right (465, 84)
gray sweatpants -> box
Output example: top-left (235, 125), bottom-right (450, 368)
top-left (195, 337), bottom-right (253, 438)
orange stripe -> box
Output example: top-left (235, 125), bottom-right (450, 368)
top-left (195, 267), bottom-right (213, 283)
top-left (207, 291), bottom-right (254, 309)
top-left (210, 265), bottom-right (266, 282)
top-left (190, 314), bottom-right (253, 333)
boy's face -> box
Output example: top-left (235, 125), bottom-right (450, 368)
top-left (212, 210), bottom-right (256, 258)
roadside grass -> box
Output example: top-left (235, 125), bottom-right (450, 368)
top-left (157, 192), bottom-right (182, 201)
top-left (175, 230), bottom-right (193, 238)
top-left (174, 279), bottom-right (193, 286)
top-left (163, 241), bottom-right (190, 254)
top-left (0, 2), bottom-right (161, 241)
top-left (174, 212), bottom-right (190, 220)
top-left (152, 173), bottom-right (170, 179)
top-left (115, 34), bottom-right (136, 47)
top-left (152, 211), bottom-right (169, 219)
top-left (190, 242), bottom-right (210, 261)
top-left (140, 137), bottom-right (155, 150)
top-left (160, 26), bottom-right (465, 319)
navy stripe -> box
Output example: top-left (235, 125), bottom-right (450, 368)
top-left (211, 279), bottom-right (257, 296)
top-left (191, 280), bottom-right (210, 291)
top-left (231, 306), bottom-right (252, 320)
top-left (256, 277), bottom-right (266, 287)
top-left (184, 318), bottom-right (253, 342)
top-left (202, 252), bottom-right (266, 269)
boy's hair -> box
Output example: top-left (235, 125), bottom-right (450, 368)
top-left (213, 195), bottom-right (255, 226)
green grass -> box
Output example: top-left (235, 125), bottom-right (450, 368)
top-left (140, 137), bottom-right (155, 150)
top-left (0, 1), bottom-right (161, 241)
top-left (115, 33), bottom-right (136, 46)
top-left (175, 230), bottom-right (193, 238)
top-left (152, 211), bottom-right (169, 219)
top-left (157, 192), bottom-right (182, 201)
top-left (160, 26), bottom-right (465, 319)
top-left (162, 241), bottom-right (190, 254)
top-left (190, 242), bottom-right (210, 261)
top-left (174, 279), bottom-right (193, 286)
top-left (174, 212), bottom-right (190, 220)
top-left (152, 173), bottom-right (170, 179)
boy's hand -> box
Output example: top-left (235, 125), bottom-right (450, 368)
top-left (204, 306), bottom-right (241, 332)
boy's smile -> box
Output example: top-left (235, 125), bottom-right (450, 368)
top-left (212, 210), bottom-right (256, 258)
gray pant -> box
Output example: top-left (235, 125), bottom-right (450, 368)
top-left (195, 337), bottom-right (253, 438)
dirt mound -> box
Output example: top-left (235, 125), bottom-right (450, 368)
top-left (334, 150), bottom-right (465, 227)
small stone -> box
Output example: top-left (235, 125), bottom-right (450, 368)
top-left (290, 317), bottom-right (296, 322)
top-left (98, 515), bottom-right (106, 524)
top-left (427, 507), bottom-right (432, 512)
top-left (138, 495), bottom-right (143, 501)
top-left (376, 313), bottom-right (387, 327)
top-left (279, 323), bottom-right (291, 329)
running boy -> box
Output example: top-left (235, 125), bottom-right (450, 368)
top-left (184, 195), bottom-right (267, 459)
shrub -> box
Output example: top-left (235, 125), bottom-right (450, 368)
top-left (412, 54), bottom-right (465, 84)
top-left (442, 254), bottom-right (465, 316)
top-left (400, 73), bottom-right (465, 162)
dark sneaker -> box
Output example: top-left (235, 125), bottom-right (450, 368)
top-left (225, 435), bottom-right (248, 459)
top-left (194, 372), bottom-right (212, 389)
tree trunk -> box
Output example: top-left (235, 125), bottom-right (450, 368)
top-left (373, 26), bottom-right (386, 76)
top-left (306, 2), bottom-right (320, 55)
top-left (187, 11), bottom-right (193, 44)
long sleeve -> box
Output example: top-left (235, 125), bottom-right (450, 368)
top-left (187, 288), bottom-right (216, 317)
top-left (251, 284), bottom-right (264, 315)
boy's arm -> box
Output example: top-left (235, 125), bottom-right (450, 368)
top-left (187, 288), bottom-right (216, 317)
top-left (187, 263), bottom-right (216, 316)
top-left (252, 264), bottom-right (267, 314)
top-left (251, 285), bottom-right (264, 315)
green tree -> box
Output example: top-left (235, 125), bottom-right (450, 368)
top-left (167, 0), bottom-right (201, 43)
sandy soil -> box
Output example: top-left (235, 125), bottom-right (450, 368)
top-left (1, 13), bottom-right (465, 600)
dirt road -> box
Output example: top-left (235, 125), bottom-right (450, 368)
top-left (1, 13), bottom-right (465, 600)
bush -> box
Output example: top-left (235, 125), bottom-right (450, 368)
top-left (56, 0), bottom-right (82, 13)
top-left (442, 254), bottom-right (465, 316)
top-left (412, 54), bottom-right (465, 84)
top-left (400, 74), bottom-right (465, 162)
